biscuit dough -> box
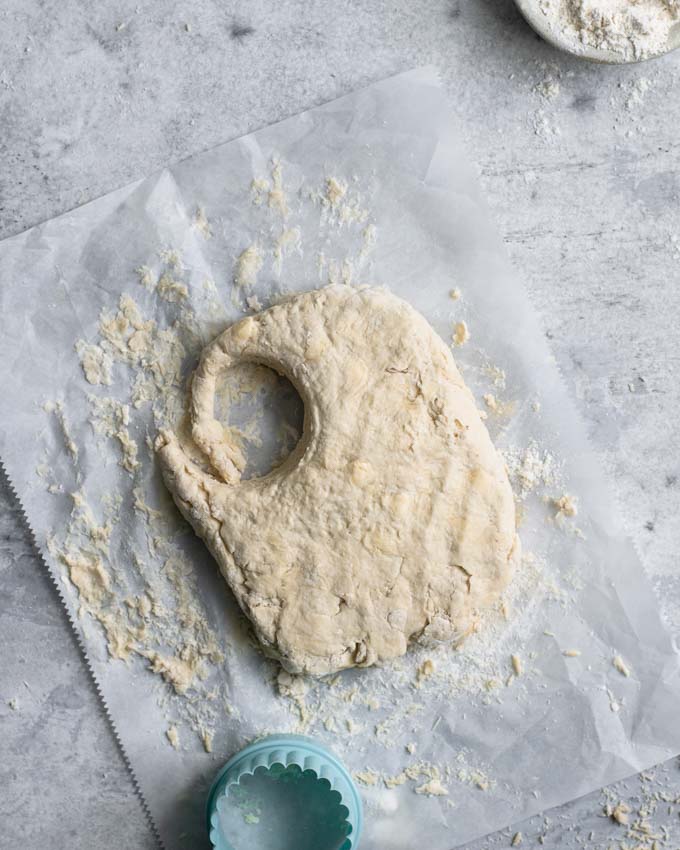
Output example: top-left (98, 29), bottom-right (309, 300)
top-left (156, 285), bottom-right (519, 676)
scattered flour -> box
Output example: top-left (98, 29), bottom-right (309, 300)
top-left (89, 397), bottom-right (139, 472)
top-left (193, 206), bottom-right (212, 239)
top-left (359, 223), bottom-right (378, 262)
top-left (252, 159), bottom-right (289, 217)
top-left (456, 755), bottom-right (495, 792)
top-left (268, 160), bottom-right (289, 217)
top-left (158, 248), bottom-right (183, 270)
top-left (273, 227), bottom-right (301, 274)
top-left (43, 401), bottom-right (79, 463)
top-left (534, 75), bottom-right (561, 101)
top-left (42, 267), bottom-right (234, 748)
top-left (48, 479), bottom-right (226, 744)
top-left (625, 76), bottom-right (653, 110)
top-left (504, 442), bottom-right (559, 499)
top-left (36, 159), bottom-right (626, 822)
top-left (482, 393), bottom-right (516, 419)
top-left (310, 175), bottom-right (370, 227)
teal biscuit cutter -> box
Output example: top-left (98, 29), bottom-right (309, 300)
top-left (207, 733), bottom-right (363, 850)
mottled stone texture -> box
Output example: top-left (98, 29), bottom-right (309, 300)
top-left (1, 0), bottom-right (678, 847)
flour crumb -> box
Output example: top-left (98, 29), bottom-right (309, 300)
top-left (141, 649), bottom-right (206, 695)
top-left (606, 801), bottom-right (631, 825)
top-left (246, 294), bottom-right (262, 312)
top-left (625, 77), bottom-right (653, 110)
top-left (553, 493), bottom-right (578, 518)
top-left (312, 175), bottom-right (369, 226)
top-left (483, 393), bottom-right (498, 411)
top-left (325, 177), bottom-right (347, 208)
top-left (359, 223), bottom-right (378, 262)
top-left (45, 401), bottom-right (79, 462)
top-left (251, 159), bottom-right (289, 217)
top-left (251, 177), bottom-right (269, 204)
top-left (453, 321), bottom-right (470, 346)
top-left (277, 670), bottom-right (309, 700)
top-left (156, 273), bottom-right (189, 303)
top-left (449, 288), bottom-right (461, 301)
top-left (531, 108), bottom-right (560, 142)
top-left (201, 727), bottom-right (214, 753)
top-left (384, 770), bottom-right (409, 789)
top-left (456, 755), bottom-right (494, 791)
top-left (268, 160), bottom-right (288, 217)
top-left (273, 227), bottom-right (301, 274)
top-left (511, 831), bottom-right (523, 846)
top-left (234, 244), bottom-right (263, 290)
top-left (460, 769), bottom-right (491, 791)
top-left (193, 207), bottom-right (212, 239)
top-left (166, 725), bottom-right (180, 749)
top-left (511, 654), bottom-right (523, 676)
top-left (158, 248), bottom-right (183, 270)
top-left (136, 265), bottom-right (155, 291)
top-left (406, 742), bottom-right (416, 754)
top-left (484, 363), bottom-right (506, 389)
top-left (415, 778), bottom-right (449, 797)
top-left (613, 655), bottom-right (631, 677)
top-left (7, 697), bottom-right (19, 711)
top-left (75, 341), bottom-right (113, 386)
top-left (354, 769), bottom-right (380, 786)
top-left (416, 659), bottom-right (435, 685)
top-left (89, 397), bottom-right (139, 472)
top-left (534, 76), bottom-right (561, 101)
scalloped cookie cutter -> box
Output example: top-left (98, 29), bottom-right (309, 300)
top-left (207, 734), bottom-right (363, 850)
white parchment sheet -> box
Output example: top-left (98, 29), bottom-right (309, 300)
top-left (1, 68), bottom-right (679, 850)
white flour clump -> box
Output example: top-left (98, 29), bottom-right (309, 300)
top-left (539, 0), bottom-right (679, 60)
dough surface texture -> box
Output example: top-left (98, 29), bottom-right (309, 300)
top-left (156, 285), bottom-right (519, 676)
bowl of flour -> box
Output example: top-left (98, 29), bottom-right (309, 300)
top-left (515, 0), bottom-right (680, 63)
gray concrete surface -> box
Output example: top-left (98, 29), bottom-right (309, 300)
top-left (1, 1), bottom-right (679, 848)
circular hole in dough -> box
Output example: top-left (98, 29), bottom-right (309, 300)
top-left (213, 362), bottom-right (304, 481)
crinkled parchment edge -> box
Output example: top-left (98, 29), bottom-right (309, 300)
top-left (0, 460), bottom-right (164, 849)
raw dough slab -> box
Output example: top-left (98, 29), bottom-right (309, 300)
top-left (157, 285), bottom-right (519, 675)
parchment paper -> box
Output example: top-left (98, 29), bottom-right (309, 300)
top-left (1, 68), bottom-right (679, 850)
